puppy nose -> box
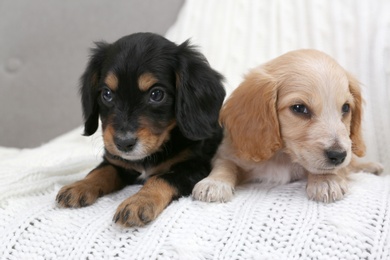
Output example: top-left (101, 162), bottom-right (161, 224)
top-left (114, 137), bottom-right (137, 152)
top-left (325, 150), bottom-right (347, 166)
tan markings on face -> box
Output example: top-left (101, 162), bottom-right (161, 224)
top-left (136, 120), bottom-right (176, 155)
top-left (104, 72), bottom-right (118, 91)
top-left (102, 115), bottom-right (177, 161)
top-left (103, 124), bottom-right (120, 156)
top-left (138, 73), bottom-right (158, 91)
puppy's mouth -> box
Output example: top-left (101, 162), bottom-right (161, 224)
top-left (302, 151), bottom-right (351, 174)
top-left (309, 165), bottom-right (340, 174)
top-left (105, 149), bottom-right (147, 163)
top-left (102, 122), bottom-right (176, 162)
top-left (103, 133), bottom-right (170, 161)
top-left (103, 134), bottom-right (151, 161)
top-left (105, 142), bottom-right (150, 161)
top-left (117, 150), bottom-right (150, 161)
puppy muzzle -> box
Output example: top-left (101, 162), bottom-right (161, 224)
top-left (113, 132), bottom-right (138, 153)
top-left (325, 149), bottom-right (347, 166)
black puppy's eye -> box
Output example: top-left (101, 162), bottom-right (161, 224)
top-left (291, 104), bottom-right (310, 116)
top-left (150, 88), bottom-right (165, 103)
top-left (342, 103), bottom-right (350, 114)
top-left (101, 88), bottom-right (113, 103)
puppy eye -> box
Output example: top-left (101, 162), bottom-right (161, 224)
top-left (291, 104), bottom-right (310, 116)
top-left (149, 88), bottom-right (165, 103)
top-left (342, 103), bottom-right (350, 114)
top-left (101, 88), bottom-right (114, 104)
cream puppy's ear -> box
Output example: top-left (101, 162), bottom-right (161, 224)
top-left (220, 68), bottom-right (282, 162)
top-left (347, 72), bottom-right (366, 157)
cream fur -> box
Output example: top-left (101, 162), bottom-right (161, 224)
top-left (193, 49), bottom-right (383, 203)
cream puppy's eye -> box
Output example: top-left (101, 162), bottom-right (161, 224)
top-left (342, 103), bottom-right (350, 115)
top-left (291, 104), bottom-right (310, 117)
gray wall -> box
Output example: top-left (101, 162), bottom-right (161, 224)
top-left (0, 0), bottom-right (184, 148)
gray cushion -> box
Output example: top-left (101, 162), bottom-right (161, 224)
top-left (0, 0), bottom-right (183, 148)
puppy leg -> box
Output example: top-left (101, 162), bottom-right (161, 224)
top-left (56, 162), bottom-right (134, 207)
top-left (192, 158), bottom-right (238, 203)
top-left (348, 156), bottom-right (383, 175)
top-left (114, 159), bottom-right (210, 227)
top-left (306, 170), bottom-right (349, 203)
top-left (113, 176), bottom-right (177, 227)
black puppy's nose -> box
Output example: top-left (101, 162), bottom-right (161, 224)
top-left (114, 137), bottom-right (137, 152)
top-left (325, 150), bottom-right (347, 166)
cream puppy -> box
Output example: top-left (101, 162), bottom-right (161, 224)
top-left (193, 49), bottom-right (383, 203)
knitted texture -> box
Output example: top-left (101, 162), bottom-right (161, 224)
top-left (0, 128), bottom-right (390, 259)
top-left (2, 1), bottom-right (390, 259)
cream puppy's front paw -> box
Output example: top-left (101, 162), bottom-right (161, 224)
top-left (192, 177), bottom-right (234, 203)
top-left (306, 174), bottom-right (348, 203)
top-left (353, 162), bottom-right (384, 175)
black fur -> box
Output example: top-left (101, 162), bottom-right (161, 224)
top-left (81, 42), bottom-right (110, 136)
top-left (81, 33), bottom-right (225, 139)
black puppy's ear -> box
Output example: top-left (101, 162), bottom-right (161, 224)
top-left (80, 42), bottom-right (110, 136)
top-left (176, 41), bottom-right (226, 140)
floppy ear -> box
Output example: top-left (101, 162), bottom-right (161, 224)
top-left (347, 72), bottom-right (366, 157)
top-left (80, 42), bottom-right (110, 136)
top-left (220, 67), bottom-right (282, 162)
top-left (175, 41), bottom-right (226, 140)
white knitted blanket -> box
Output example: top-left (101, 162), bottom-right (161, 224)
top-left (2, 0), bottom-right (390, 259)
top-left (0, 128), bottom-right (389, 259)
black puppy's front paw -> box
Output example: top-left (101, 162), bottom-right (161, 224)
top-left (113, 194), bottom-right (160, 227)
top-left (56, 181), bottom-right (103, 208)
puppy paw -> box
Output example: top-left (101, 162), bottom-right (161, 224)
top-left (56, 181), bottom-right (103, 208)
top-left (113, 194), bottom-right (163, 227)
top-left (306, 174), bottom-right (348, 203)
top-left (356, 162), bottom-right (384, 175)
top-left (192, 178), bottom-right (234, 203)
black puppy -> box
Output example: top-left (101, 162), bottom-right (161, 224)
top-left (56, 32), bottom-right (225, 227)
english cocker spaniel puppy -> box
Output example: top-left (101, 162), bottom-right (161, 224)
top-left (193, 49), bottom-right (383, 203)
top-left (56, 32), bottom-right (225, 227)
